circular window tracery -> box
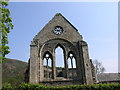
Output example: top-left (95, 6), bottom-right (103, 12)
top-left (54, 26), bottom-right (63, 35)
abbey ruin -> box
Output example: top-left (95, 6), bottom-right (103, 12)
top-left (25, 13), bottom-right (97, 86)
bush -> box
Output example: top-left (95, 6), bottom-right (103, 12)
top-left (2, 83), bottom-right (120, 90)
top-left (19, 83), bottom-right (47, 90)
top-left (2, 82), bottom-right (13, 90)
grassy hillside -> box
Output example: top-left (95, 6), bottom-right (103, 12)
top-left (2, 59), bottom-right (28, 86)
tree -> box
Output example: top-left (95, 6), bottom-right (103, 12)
top-left (0, 0), bottom-right (14, 62)
top-left (93, 59), bottom-right (105, 74)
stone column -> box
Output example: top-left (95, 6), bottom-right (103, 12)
top-left (52, 51), bottom-right (56, 79)
top-left (70, 57), bottom-right (74, 78)
top-left (37, 44), bottom-right (44, 82)
top-left (29, 42), bottom-right (39, 83)
top-left (39, 56), bottom-right (44, 82)
top-left (46, 59), bottom-right (49, 79)
top-left (81, 41), bottom-right (93, 84)
top-left (77, 41), bottom-right (86, 83)
top-left (64, 51), bottom-right (68, 78)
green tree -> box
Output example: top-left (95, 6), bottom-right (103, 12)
top-left (0, 0), bottom-right (14, 62)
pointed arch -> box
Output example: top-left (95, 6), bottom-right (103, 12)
top-left (55, 43), bottom-right (66, 52)
top-left (43, 51), bottom-right (53, 59)
top-left (40, 39), bottom-right (78, 80)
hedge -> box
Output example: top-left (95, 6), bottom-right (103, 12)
top-left (2, 83), bottom-right (120, 90)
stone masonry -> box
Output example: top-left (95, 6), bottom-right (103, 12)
top-left (26, 13), bottom-right (97, 85)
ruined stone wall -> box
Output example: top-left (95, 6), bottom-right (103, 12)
top-left (28, 13), bottom-right (96, 85)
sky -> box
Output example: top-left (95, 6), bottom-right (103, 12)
top-left (6, 2), bottom-right (118, 73)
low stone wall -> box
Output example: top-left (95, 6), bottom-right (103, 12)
top-left (98, 80), bottom-right (120, 84)
top-left (41, 80), bottom-right (83, 86)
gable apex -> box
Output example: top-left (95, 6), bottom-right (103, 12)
top-left (33, 13), bottom-right (83, 44)
top-left (54, 13), bottom-right (78, 32)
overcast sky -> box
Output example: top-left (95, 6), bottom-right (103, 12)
top-left (6, 2), bottom-right (118, 73)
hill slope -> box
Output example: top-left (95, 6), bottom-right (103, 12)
top-left (2, 59), bottom-right (28, 85)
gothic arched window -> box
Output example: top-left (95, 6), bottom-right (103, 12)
top-left (55, 44), bottom-right (65, 78)
top-left (68, 51), bottom-right (77, 78)
top-left (43, 51), bottom-right (52, 79)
